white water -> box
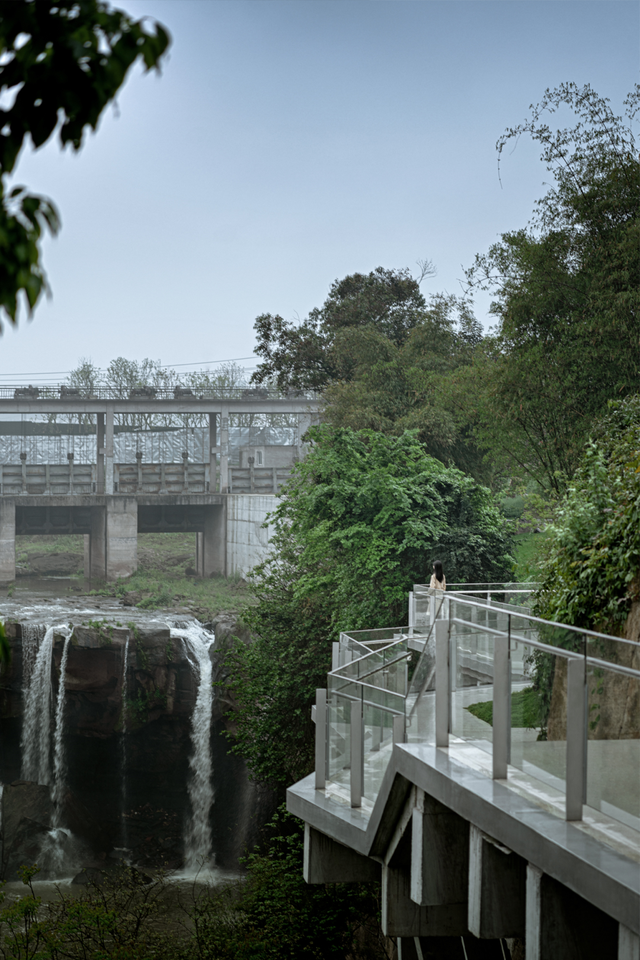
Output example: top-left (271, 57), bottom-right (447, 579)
top-left (21, 626), bottom-right (56, 783)
top-left (51, 633), bottom-right (71, 815)
top-left (174, 622), bottom-right (216, 869)
top-left (21, 622), bottom-right (46, 690)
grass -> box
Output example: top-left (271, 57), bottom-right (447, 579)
top-left (13, 531), bottom-right (253, 619)
top-left (512, 531), bottom-right (550, 581)
top-left (466, 686), bottom-right (541, 729)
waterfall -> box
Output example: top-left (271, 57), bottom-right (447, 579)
top-left (173, 623), bottom-right (216, 869)
top-left (51, 633), bottom-right (71, 815)
top-left (21, 622), bottom-right (45, 690)
top-left (21, 626), bottom-right (56, 783)
top-left (121, 637), bottom-right (129, 846)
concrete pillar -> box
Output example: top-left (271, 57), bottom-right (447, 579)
top-left (89, 506), bottom-right (106, 580)
top-left (619, 926), bottom-right (640, 960)
top-left (382, 862), bottom-right (468, 938)
top-left (303, 825), bottom-right (380, 883)
top-left (83, 534), bottom-right (91, 579)
top-left (219, 405), bottom-right (229, 493)
top-left (195, 531), bottom-right (204, 577)
top-left (468, 826), bottom-right (525, 940)
top-left (96, 413), bottom-right (105, 492)
top-left (0, 499), bottom-right (15, 581)
top-left (203, 503), bottom-right (226, 577)
top-left (105, 404), bottom-right (114, 495)
top-left (410, 790), bottom-right (469, 908)
top-left (209, 413), bottom-right (217, 493)
top-left (525, 864), bottom-right (618, 960)
top-left (105, 497), bottom-right (137, 580)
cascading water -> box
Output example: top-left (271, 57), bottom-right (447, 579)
top-left (21, 626), bottom-right (56, 783)
top-left (173, 622), bottom-right (216, 869)
top-left (40, 631), bottom-right (74, 876)
top-left (21, 622), bottom-right (45, 690)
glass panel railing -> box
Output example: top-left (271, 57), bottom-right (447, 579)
top-left (586, 646), bottom-right (640, 832)
top-left (327, 693), bottom-right (352, 782)
top-left (362, 702), bottom-right (396, 803)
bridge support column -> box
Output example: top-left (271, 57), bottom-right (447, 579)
top-left (619, 925), bottom-right (640, 960)
top-left (105, 497), bottom-right (137, 580)
top-left (468, 826), bottom-right (525, 939)
top-left (0, 499), bottom-right (15, 581)
top-left (410, 791), bottom-right (469, 909)
top-left (195, 532), bottom-right (204, 577)
top-left (89, 506), bottom-right (106, 579)
top-left (209, 413), bottom-right (217, 493)
top-left (105, 404), bottom-right (114, 495)
top-left (525, 864), bottom-right (618, 960)
top-left (202, 503), bottom-right (226, 577)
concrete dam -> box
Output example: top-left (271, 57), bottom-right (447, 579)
top-left (0, 386), bottom-right (321, 581)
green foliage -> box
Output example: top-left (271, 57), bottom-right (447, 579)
top-left (466, 687), bottom-right (543, 730)
top-left (190, 808), bottom-right (385, 960)
top-left (229, 426), bottom-right (513, 788)
top-left (534, 394), bottom-right (640, 631)
top-left (0, 621), bottom-right (9, 664)
top-left (252, 265), bottom-right (435, 391)
top-left (0, 1), bottom-right (170, 325)
top-left (460, 83), bottom-right (640, 493)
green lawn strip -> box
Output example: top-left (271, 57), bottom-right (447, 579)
top-left (466, 686), bottom-right (541, 729)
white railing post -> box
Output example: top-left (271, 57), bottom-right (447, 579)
top-left (314, 689), bottom-right (327, 790)
top-left (566, 657), bottom-right (586, 821)
top-left (350, 699), bottom-right (363, 807)
top-left (331, 641), bottom-right (340, 671)
top-left (493, 632), bottom-right (510, 779)
top-left (408, 590), bottom-right (414, 637)
top-left (435, 618), bottom-right (450, 748)
top-left (393, 714), bottom-right (405, 744)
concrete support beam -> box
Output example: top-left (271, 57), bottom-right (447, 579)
top-left (96, 413), bottom-right (105, 492)
top-left (219, 406), bottom-right (229, 493)
top-left (195, 531), bottom-right (204, 577)
top-left (619, 926), bottom-right (640, 960)
top-left (203, 503), bottom-right (226, 577)
top-left (209, 413), bottom-right (217, 493)
top-left (525, 864), bottom-right (618, 960)
top-left (105, 405), bottom-right (114, 495)
top-left (382, 862), bottom-right (468, 938)
top-left (89, 506), bottom-right (106, 580)
top-left (410, 790), bottom-right (469, 908)
top-left (0, 498), bottom-right (15, 581)
top-left (105, 497), bottom-right (137, 580)
top-left (468, 826), bottom-right (525, 939)
top-left (83, 534), bottom-right (91, 579)
top-left (303, 825), bottom-right (380, 884)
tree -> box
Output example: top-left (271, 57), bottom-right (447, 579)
top-left (460, 83), bottom-right (640, 493)
top-left (0, 0), bottom-right (170, 326)
top-left (534, 394), bottom-right (640, 631)
top-left (229, 426), bottom-right (513, 788)
top-left (251, 264), bottom-right (435, 391)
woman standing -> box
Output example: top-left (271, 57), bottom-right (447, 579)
top-left (429, 560), bottom-right (446, 591)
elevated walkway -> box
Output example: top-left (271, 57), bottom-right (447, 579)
top-left (287, 585), bottom-right (640, 959)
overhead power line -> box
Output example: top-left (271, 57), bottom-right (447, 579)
top-left (0, 355), bottom-right (259, 378)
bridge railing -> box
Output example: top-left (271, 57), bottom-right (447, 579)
top-left (315, 587), bottom-right (640, 837)
top-left (0, 384), bottom-right (319, 401)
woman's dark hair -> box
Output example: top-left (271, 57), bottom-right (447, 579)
top-left (433, 560), bottom-right (444, 583)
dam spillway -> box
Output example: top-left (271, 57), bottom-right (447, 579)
top-left (0, 387), bottom-right (320, 581)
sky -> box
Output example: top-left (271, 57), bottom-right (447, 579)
top-left (2, 0), bottom-right (638, 383)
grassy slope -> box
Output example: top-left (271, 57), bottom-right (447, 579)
top-left (466, 687), bottom-right (541, 729)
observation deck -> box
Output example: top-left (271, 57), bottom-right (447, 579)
top-left (288, 584), bottom-right (640, 959)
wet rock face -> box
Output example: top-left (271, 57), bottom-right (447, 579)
top-left (0, 613), bottom-right (275, 872)
top-left (1, 781), bottom-right (53, 880)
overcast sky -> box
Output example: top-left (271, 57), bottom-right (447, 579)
top-left (3, 0), bottom-right (638, 382)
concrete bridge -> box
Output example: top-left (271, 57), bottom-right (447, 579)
top-left (0, 390), bottom-right (321, 580)
top-left (288, 585), bottom-right (640, 960)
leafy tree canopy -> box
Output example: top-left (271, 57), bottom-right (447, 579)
top-left (456, 83), bottom-right (640, 493)
top-left (251, 263), bottom-right (436, 391)
top-left (229, 426), bottom-right (513, 787)
top-left (534, 394), bottom-right (640, 631)
top-left (0, 0), bottom-right (170, 325)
